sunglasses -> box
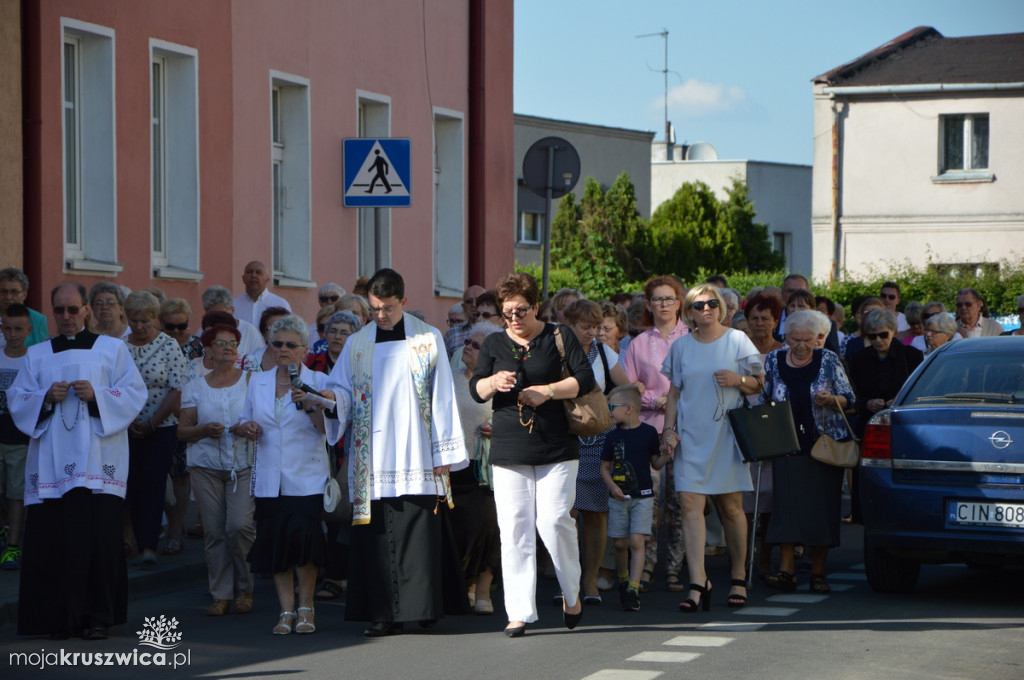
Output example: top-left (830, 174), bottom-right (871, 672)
top-left (464, 338), bottom-right (482, 350)
top-left (691, 299), bottom-right (721, 311)
top-left (475, 311), bottom-right (499, 320)
top-left (270, 340), bottom-right (303, 349)
top-left (164, 322), bottom-right (188, 331)
top-left (502, 307), bottom-right (532, 320)
top-left (212, 339), bottom-right (238, 348)
top-left (53, 305), bottom-right (82, 316)
top-left (319, 295), bottom-right (340, 304)
top-left (447, 318), bottom-right (465, 327)
top-left (880, 293), bottom-right (898, 300)
top-left (866, 331), bottom-right (890, 340)
top-left (607, 402), bottom-right (628, 411)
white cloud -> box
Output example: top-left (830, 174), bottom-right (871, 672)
top-left (657, 78), bottom-right (748, 117)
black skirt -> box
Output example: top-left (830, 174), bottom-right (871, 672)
top-left (449, 467), bottom-right (501, 578)
top-left (248, 494), bottom-right (326, 573)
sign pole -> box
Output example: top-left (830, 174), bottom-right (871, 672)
top-left (542, 145), bottom-right (555, 300)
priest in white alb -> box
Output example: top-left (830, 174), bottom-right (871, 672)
top-left (8, 282), bottom-right (147, 640)
top-left (323, 268), bottom-right (469, 638)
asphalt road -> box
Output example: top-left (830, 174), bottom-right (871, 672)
top-left (2, 523), bottom-right (1022, 680)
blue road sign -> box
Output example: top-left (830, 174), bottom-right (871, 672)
top-left (343, 138), bottom-right (411, 207)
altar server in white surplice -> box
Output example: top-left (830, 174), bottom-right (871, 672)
top-left (7, 282), bottom-right (146, 640)
top-left (324, 268), bottom-right (469, 638)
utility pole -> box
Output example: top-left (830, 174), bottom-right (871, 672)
top-left (637, 29), bottom-right (672, 156)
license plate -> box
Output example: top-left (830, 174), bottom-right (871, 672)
top-left (947, 500), bottom-right (1024, 529)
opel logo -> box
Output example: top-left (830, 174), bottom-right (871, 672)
top-left (989, 431), bottom-right (1013, 450)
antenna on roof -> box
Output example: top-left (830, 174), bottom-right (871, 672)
top-left (637, 29), bottom-right (682, 158)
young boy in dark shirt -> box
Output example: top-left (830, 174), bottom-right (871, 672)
top-left (600, 384), bottom-right (670, 611)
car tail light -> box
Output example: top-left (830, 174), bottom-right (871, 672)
top-left (861, 410), bottom-right (892, 460)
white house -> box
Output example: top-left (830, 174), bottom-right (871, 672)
top-left (811, 27), bottom-right (1024, 282)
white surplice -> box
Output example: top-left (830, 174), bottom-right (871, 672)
top-left (7, 335), bottom-right (147, 504)
top-left (326, 324), bottom-right (467, 502)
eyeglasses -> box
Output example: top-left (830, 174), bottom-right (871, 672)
top-left (475, 311), bottom-right (499, 320)
top-left (447, 318), bottom-right (465, 327)
top-left (539, 315), bottom-right (554, 323)
top-left (212, 339), bottom-right (239, 348)
top-left (923, 330), bottom-right (950, 336)
top-left (325, 328), bottom-right (351, 337)
top-left (880, 293), bottom-right (898, 300)
top-left (955, 301), bottom-right (975, 308)
top-left (607, 402), bottom-right (627, 411)
top-left (865, 331), bottom-right (890, 340)
top-left (319, 295), bottom-right (340, 304)
top-left (502, 307), bottom-right (533, 320)
top-left (464, 338), bottom-right (482, 350)
top-left (270, 340), bottom-right (303, 349)
top-left (0, 288), bottom-right (24, 297)
top-left (921, 312), bottom-right (936, 321)
top-left (53, 305), bottom-right (82, 316)
top-left (369, 304), bottom-right (398, 315)
top-left (164, 322), bottom-right (188, 332)
top-left (691, 299), bottom-right (721, 311)
top-left (91, 299), bottom-right (118, 308)
top-left (649, 296), bottom-right (678, 305)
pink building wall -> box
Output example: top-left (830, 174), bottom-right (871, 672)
top-left (21, 0), bottom-right (513, 333)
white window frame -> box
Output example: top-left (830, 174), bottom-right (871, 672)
top-left (61, 18), bottom-right (120, 273)
top-left (150, 39), bottom-right (202, 280)
top-left (432, 107), bottom-right (465, 298)
top-left (356, 90), bottom-right (392, 278)
top-left (517, 211), bottom-right (543, 245)
top-left (934, 113), bottom-right (993, 183)
top-left (269, 71), bottom-right (313, 287)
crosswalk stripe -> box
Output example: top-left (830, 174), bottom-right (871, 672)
top-left (627, 651), bottom-right (701, 663)
top-left (828, 572), bottom-right (868, 581)
top-left (823, 582), bottom-right (855, 592)
top-left (734, 606), bottom-right (799, 616)
top-left (663, 634), bottom-right (734, 647)
top-left (580, 670), bottom-right (663, 680)
top-left (698, 621), bottom-right (766, 631)
top-left (767, 593), bottom-right (830, 603)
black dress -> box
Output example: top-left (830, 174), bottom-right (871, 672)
top-left (765, 353), bottom-right (845, 547)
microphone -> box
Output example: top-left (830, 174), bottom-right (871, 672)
top-left (288, 363), bottom-right (304, 410)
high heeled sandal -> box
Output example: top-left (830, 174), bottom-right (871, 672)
top-left (272, 611), bottom-right (296, 635)
top-left (809, 574), bottom-right (831, 593)
top-left (295, 606), bottom-right (316, 634)
top-left (678, 581), bottom-right (711, 612)
top-left (638, 567), bottom-right (654, 593)
top-left (666, 572), bottom-right (686, 592)
top-left (727, 578), bottom-right (748, 608)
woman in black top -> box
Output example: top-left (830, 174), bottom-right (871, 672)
top-left (470, 272), bottom-right (595, 638)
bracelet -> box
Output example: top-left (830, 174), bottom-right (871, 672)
top-left (663, 426), bottom-right (676, 432)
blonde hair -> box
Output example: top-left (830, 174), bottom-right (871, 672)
top-left (608, 383), bottom-right (641, 411)
top-left (682, 284), bottom-right (727, 329)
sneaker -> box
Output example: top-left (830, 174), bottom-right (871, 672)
top-left (622, 588), bottom-right (640, 612)
top-left (1, 545), bottom-right (21, 571)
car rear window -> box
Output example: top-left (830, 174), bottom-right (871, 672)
top-left (904, 350), bottom-right (1024, 406)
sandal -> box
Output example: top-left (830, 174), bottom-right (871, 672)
top-left (295, 606), bottom-right (316, 634)
top-left (666, 572), bottom-right (685, 592)
top-left (161, 537), bottom-right (183, 556)
top-left (762, 570), bottom-right (797, 592)
top-left (678, 581), bottom-right (711, 612)
top-left (726, 578), bottom-right (748, 608)
top-left (809, 574), bottom-right (831, 593)
top-left (315, 580), bottom-right (344, 600)
top-left (638, 567), bottom-right (654, 593)
top-left (272, 611), bottom-right (296, 635)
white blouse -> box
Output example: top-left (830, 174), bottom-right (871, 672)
top-left (181, 372), bottom-right (250, 471)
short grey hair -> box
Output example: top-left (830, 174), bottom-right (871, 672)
top-left (319, 282), bottom-right (345, 298)
top-left (124, 290), bottom-right (161, 320)
top-left (925, 312), bottom-right (957, 336)
top-left (904, 301), bottom-right (924, 325)
top-left (924, 301), bottom-right (947, 314)
top-left (448, 302), bottom-right (465, 316)
top-left (0, 267), bottom-right (29, 290)
top-left (325, 309), bottom-right (363, 333)
top-left (90, 281), bottom-right (125, 307)
top-left (202, 285), bottom-right (234, 311)
top-left (269, 314), bottom-right (309, 346)
top-left (468, 321), bottom-right (503, 338)
top-left (863, 308), bottom-right (898, 335)
top-left (720, 288), bottom-right (740, 309)
top-left (785, 310), bottom-right (823, 337)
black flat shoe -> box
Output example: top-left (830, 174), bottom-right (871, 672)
top-left (418, 619), bottom-right (438, 629)
top-left (363, 621), bottom-right (404, 637)
top-left (678, 581), bottom-right (711, 612)
top-left (83, 625), bottom-right (108, 640)
top-left (504, 624), bottom-right (526, 638)
top-left (727, 579), bottom-right (748, 608)
top-left (563, 606), bottom-right (583, 630)
top-left (49, 630), bottom-right (70, 641)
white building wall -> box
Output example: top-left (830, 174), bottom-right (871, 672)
top-left (811, 86), bottom-right (1024, 281)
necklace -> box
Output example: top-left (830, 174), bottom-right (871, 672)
top-left (59, 399), bottom-right (82, 431)
top-left (787, 351), bottom-right (812, 368)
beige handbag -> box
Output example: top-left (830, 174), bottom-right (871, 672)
top-left (552, 327), bottom-right (611, 437)
top-left (810, 396), bottom-right (859, 468)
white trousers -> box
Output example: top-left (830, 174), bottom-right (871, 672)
top-left (492, 460), bottom-right (580, 623)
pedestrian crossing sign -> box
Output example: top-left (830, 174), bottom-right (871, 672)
top-left (343, 138), bottom-right (412, 207)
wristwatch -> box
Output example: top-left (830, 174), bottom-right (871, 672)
top-left (546, 385), bottom-right (555, 399)
top-left (740, 376), bottom-right (747, 385)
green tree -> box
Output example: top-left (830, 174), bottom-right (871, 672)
top-left (646, 180), bottom-right (742, 280)
top-left (723, 178), bottom-right (785, 272)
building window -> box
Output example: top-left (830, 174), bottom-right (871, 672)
top-left (941, 114), bottom-right (989, 173)
top-left (62, 19), bottom-right (118, 272)
top-left (269, 72), bottom-right (311, 285)
top-left (150, 41), bottom-right (200, 279)
top-left (518, 212), bottom-right (543, 245)
top-left (773, 232), bottom-right (791, 270)
top-left (356, 92), bottom-right (391, 278)
top-left (433, 108), bottom-right (465, 297)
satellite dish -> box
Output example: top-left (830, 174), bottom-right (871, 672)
top-left (685, 142), bottom-right (718, 161)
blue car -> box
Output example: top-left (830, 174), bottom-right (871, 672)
top-left (860, 337), bottom-right (1024, 592)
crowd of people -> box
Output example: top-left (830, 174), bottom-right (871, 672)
top-left (0, 262), bottom-right (1019, 642)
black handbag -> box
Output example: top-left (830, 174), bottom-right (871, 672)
top-left (727, 398), bottom-right (800, 462)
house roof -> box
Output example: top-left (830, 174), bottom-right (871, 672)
top-left (813, 26), bottom-right (1024, 87)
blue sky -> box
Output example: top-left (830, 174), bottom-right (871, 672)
top-left (514, 0), bottom-right (1024, 165)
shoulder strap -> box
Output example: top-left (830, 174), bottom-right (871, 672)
top-left (598, 343), bottom-right (612, 395)
top-left (552, 325), bottom-right (570, 378)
